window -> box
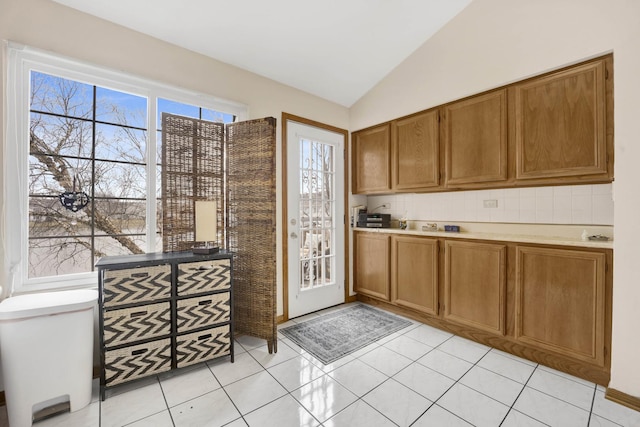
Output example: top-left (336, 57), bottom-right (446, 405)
top-left (6, 44), bottom-right (247, 293)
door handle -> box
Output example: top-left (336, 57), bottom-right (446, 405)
top-left (290, 232), bottom-right (298, 239)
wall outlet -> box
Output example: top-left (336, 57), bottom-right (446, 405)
top-left (381, 202), bottom-right (391, 209)
top-left (483, 199), bottom-right (498, 208)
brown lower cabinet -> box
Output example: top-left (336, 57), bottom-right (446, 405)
top-left (515, 246), bottom-right (607, 367)
top-left (444, 240), bottom-right (506, 335)
top-left (391, 235), bottom-right (438, 315)
top-left (354, 232), bottom-right (390, 300)
top-left (353, 230), bottom-right (612, 385)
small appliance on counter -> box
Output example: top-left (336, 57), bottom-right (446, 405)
top-left (351, 205), bottom-right (367, 227)
top-left (357, 213), bottom-right (391, 228)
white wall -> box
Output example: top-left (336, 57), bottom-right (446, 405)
top-left (0, 0), bottom-right (350, 317)
top-left (351, 0), bottom-right (640, 399)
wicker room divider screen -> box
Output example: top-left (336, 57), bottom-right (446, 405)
top-left (162, 113), bottom-right (225, 251)
top-left (226, 117), bottom-right (278, 353)
top-left (162, 114), bottom-right (278, 353)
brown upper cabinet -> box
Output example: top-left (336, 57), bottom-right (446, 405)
top-left (351, 54), bottom-right (613, 195)
top-left (392, 110), bottom-right (440, 190)
top-left (512, 56), bottom-right (613, 183)
top-left (352, 124), bottom-right (391, 194)
top-left (443, 89), bottom-right (508, 188)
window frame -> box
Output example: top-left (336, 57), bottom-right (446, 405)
top-left (5, 43), bottom-right (248, 294)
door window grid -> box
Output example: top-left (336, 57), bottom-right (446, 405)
top-left (299, 139), bottom-right (335, 290)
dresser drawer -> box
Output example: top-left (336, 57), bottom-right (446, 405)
top-left (103, 265), bottom-right (172, 307)
top-left (104, 339), bottom-right (171, 386)
top-left (103, 302), bottom-right (171, 347)
top-left (177, 259), bottom-right (230, 296)
top-left (176, 325), bottom-right (230, 368)
top-left (176, 293), bottom-right (230, 332)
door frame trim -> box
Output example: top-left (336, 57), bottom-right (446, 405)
top-left (282, 113), bottom-right (350, 321)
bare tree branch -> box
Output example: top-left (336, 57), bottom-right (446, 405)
top-left (28, 74), bottom-right (148, 277)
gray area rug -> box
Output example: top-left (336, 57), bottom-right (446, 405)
top-left (280, 304), bottom-right (412, 364)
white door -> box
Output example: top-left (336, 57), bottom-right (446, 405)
top-left (287, 120), bottom-right (345, 318)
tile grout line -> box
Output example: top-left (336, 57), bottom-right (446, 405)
top-left (155, 375), bottom-right (177, 427)
top-left (497, 362), bottom-right (542, 427)
top-left (205, 359), bottom-right (248, 426)
top-left (408, 335), bottom-right (488, 426)
top-left (587, 383), bottom-right (597, 427)
top-left (524, 366), bottom-right (600, 416)
top-left (227, 340), bottom-right (271, 426)
top-left (238, 338), bottom-right (324, 426)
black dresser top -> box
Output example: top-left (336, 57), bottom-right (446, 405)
top-left (95, 250), bottom-right (233, 269)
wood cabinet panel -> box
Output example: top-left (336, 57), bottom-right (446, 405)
top-left (392, 110), bottom-right (439, 190)
top-left (354, 232), bottom-right (390, 300)
top-left (353, 232), bottom-right (612, 385)
top-left (513, 58), bottom-right (610, 180)
top-left (515, 246), bottom-right (606, 366)
top-left (391, 235), bottom-right (438, 315)
top-left (350, 54), bottom-right (612, 195)
top-left (352, 124), bottom-right (391, 194)
top-left (444, 240), bottom-right (506, 335)
top-left (443, 89), bottom-right (508, 186)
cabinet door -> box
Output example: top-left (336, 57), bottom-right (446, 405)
top-left (444, 240), bottom-right (506, 335)
top-left (515, 246), bottom-right (606, 366)
top-left (352, 124), bottom-right (391, 194)
top-left (513, 58), bottom-right (609, 180)
top-left (443, 89), bottom-right (508, 187)
top-left (392, 110), bottom-right (439, 190)
top-left (354, 232), bottom-right (390, 300)
top-left (391, 235), bottom-right (438, 315)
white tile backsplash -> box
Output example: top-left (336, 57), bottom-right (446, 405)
top-left (365, 184), bottom-right (613, 225)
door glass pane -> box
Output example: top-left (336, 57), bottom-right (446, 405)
top-left (299, 139), bottom-right (335, 290)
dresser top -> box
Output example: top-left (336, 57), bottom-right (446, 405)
top-left (95, 250), bottom-right (233, 268)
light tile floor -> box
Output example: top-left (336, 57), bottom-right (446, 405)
top-left (1, 303), bottom-right (639, 426)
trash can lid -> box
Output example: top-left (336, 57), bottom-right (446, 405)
top-left (0, 289), bottom-right (98, 320)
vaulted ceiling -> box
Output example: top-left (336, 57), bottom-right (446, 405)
top-left (52, 0), bottom-right (472, 107)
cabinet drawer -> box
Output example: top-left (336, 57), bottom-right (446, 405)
top-left (103, 265), bottom-right (172, 307)
top-left (177, 259), bottom-right (231, 296)
top-left (104, 339), bottom-right (171, 386)
top-left (103, 302), bottom-right (171, 347)
top-left (176, 293), bottom-right (230, 332)
top-left (176, 325), bottom-right (230, 368)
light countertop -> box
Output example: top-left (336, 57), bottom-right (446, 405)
top-left (353, 223), bottom-right (613, 249)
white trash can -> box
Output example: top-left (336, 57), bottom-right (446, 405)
top-left (0, 289), bottom-right (97, 427)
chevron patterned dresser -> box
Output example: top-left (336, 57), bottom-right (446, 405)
top-left (96, 251), bottom-right (233, 400)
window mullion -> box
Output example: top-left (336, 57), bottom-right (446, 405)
top-left (91, 85), bottom-right (97, 270)
top-left (147, 94), bottom-right (158, 253)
